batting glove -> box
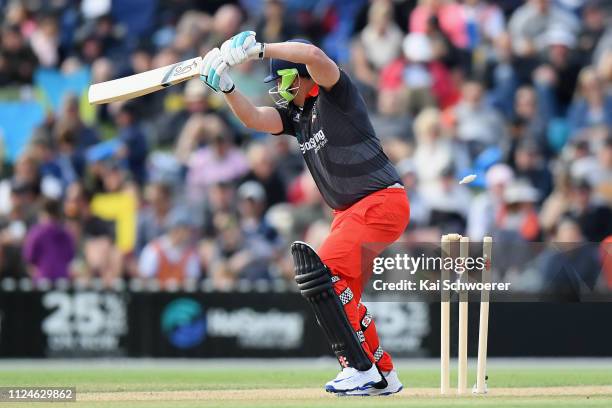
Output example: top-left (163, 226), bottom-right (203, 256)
top-left (220, 31), bottom-right (265, 67)
top-left (200, 47), bottom-right (235, 94)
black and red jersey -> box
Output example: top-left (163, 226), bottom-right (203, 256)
top-left (274, 70), bottom-right (401, 210)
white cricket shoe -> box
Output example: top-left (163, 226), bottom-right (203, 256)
top-left (343, 369), bottom-right (403, 396)
top-left (324, 365), bottom-right (382, 393)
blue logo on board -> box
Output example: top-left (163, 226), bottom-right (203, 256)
top-left (161, 298), bottom-right (207, 349)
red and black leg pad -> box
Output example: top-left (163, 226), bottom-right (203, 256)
top-left (291, 241), bottom-right (372, 371)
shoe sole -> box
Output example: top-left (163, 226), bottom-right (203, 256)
top-left (338, 385), bottom-right (403, 397)
top-left (325, 381), bottom-right (378, 394)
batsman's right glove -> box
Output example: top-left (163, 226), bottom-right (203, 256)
top-left (200, 47), bottom-right (235, 94)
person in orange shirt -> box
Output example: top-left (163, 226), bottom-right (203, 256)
top-left (138, 209), bottom-right (200, 287)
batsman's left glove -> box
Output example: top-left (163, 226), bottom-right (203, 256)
top-left (220, 31), bottom-right (265, 68)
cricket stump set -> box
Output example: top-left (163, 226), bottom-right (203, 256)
top-left (440, 234), bottom-right (493, 395)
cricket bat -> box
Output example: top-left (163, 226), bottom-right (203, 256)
top-left (88, 56), bottom-right (202, 104)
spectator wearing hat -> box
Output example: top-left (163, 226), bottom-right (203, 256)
top-left (138, 208), bottom-right (200, 287)
top-left (237, 181), bottom-right (282, 253)
top-left (533, 27), bottom-right (582, 118)
top-left (380, 32), bottom-right (459, 115)
top-left (508, 0), bottom-right (579, 57)
top-left (23, 199), bottom-right (75, 281)
top-left (495, 180), bottom-right (541, 242)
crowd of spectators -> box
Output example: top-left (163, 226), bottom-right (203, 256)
top-left (0, 0), bottom-right (610, 290)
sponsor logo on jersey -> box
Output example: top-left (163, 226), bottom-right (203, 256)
top-left (299, 129), bottom-right (328, 154)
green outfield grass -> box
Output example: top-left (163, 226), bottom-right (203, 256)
top-left (0, 362), bottom-right (611, 407)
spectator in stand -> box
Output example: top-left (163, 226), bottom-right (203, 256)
top-left (136, 182), bottom-right (175, 254)
top-left (506, 86), bottom-right (550, 160)
top-left (421, 165), bottom-right (472, 234)
top-left (29, 14), bottom-right (60, 67)
top-left (539, 164), bottom-right (572, 238)
top-left (138, 208), bottom-right (200, 287)
top-left (201, 181), bottom-right (236, 238)
top-left (63, 182), bottom-right (121, 285)
top-left (413, 107), bottom-right (470, 183)
top-left (567, 67), bottom-right (612, 136)
top-left (576, 1), bottom-right (607, 65)
top-left (453, 80), bottom-right (506, 158)
top-left (467, 163), bottom-right (514, 240)
top-left (508, 0), bottom-right (579, 57)
top-left (255, 0), bottom-right (296, 44)
top-left (242, 142), bottom-right (286, 209)
top-left (0, 180), bottom-right (39, 278)
top-left (533, 28), bottom-right (582, 118)
top-left (495, 180), bottom-right (541, 242)
top-left (114, 102), bottom-right (148, 186)
top-left (23, 199), bottom-right (74, 281)
top-left (567, 178), bottom-right (612, 242)
top-left (90, 160), bottom-right (138, 254)
top-left (484, 33), bottom-right (521, 118)
top-left (351, 0), bottom-right (404, 105)
top-left (58, 95), bottom-right (99, 154)
top-left (203, 210), bottom-right (275, 287)
top-left (512, 139), bottom-right (553, 204)
top-left (379, 33), bottom-right (459, 116)
top-left (205, 4), bottom-right (244, 48)
top-left (461, 0), bottom-right (505, 51)
top-left (0, 25), bottom-right (38, 85)
top-left (0, 153), bottom-right (40, 217)
top-left (157, 79), bottom-right (215, 150)
top-left (410, 0), bottom-right (467, 50)
top-left (237, 180), bottom-right (283, 264)
top-left (186, 119), bottom-right (249, 205)
top-left (540, 216), bottom-right (600, 299)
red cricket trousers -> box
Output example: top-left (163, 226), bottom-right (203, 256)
top-left (318, 187), bottom-right (410, 371)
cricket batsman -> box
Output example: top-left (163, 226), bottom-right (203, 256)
top-left (200, 31), bottom-right (409, 396)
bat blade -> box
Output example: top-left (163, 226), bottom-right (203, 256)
top-left (88, 56), bottom-right (202, 105)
